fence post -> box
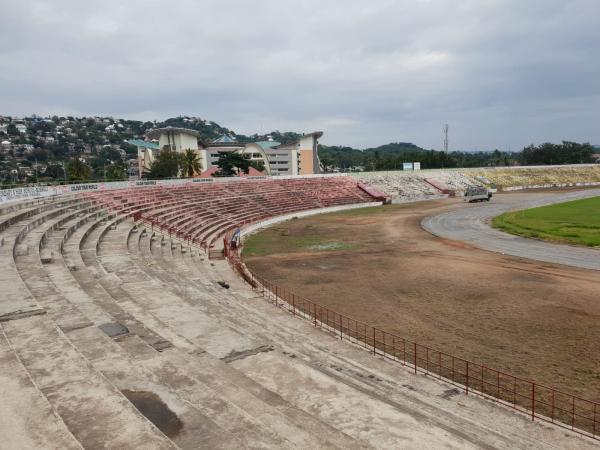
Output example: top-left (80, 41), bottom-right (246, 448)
top-left (531, 383), bottom-right (535, 421)
top-left (452, 357), bottom-right (455, 382)
top-left (339, 315), bottom-right (343, 340)
top-left (313, 303), bottom-right (317, 327)
top-left (292, 293), bottom-right (296, 315)
top-left (372, 328), bottom-right (376, 355)
top-left (594, 403), bottom-right (597, 437)
top-left (413, 342), bottom-right (417, 374)
top-left (466, 361), bottom-right (469, 395)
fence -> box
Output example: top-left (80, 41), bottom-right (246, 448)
top-left (223, 238), bottom-right (599, 441)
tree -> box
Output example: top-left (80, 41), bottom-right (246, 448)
top-left (105, 163), bottom-right (126, 181)
top-left (215, 152), bottom-right (264, 177)
top-left (520, 141), bottom-right (594, 165)
top-left (6, 124), bottom-right (19, 136)
top-left (43, 163), bottom-right (65, 179)
top-left (66, 157), bottom-right (92, 181)
top-left (145, 148), bottom-right (181, 179)
top-left (181, 149), bottom-right (202, 177)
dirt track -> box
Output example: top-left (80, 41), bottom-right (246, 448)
top-left (243, 193), bottom-right (600, 401)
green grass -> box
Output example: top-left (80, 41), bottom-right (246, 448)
top-left (241, 204), bottom-right (416, 258)
top-left (242, 225), bottom-right (357, 257)
top-left (492, 196), bottom-right (600, 247)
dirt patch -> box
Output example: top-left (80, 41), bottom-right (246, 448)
top-left (244, 196), bottom-right (600, 401)
top-left (122, 390), bottom-right (183, 438)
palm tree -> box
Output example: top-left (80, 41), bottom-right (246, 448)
top-left (182, 149), bottom-right (201, 177)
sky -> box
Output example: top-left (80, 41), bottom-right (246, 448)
top-left (1, 0), bottom-right (599, 151)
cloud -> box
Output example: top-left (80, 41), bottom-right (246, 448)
top-left (0, 0), bottom-right (599, 150)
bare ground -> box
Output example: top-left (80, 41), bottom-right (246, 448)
top-left (243, 196), bottom-right (600, 401)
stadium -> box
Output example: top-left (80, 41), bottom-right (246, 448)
top-left (1, 165), bottom-right (599, 449)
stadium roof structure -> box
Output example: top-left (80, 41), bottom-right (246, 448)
top-left (145, 127), bottom-right (202, 139)
top-left (301, 131), bottom-right (324, 139)
top-left (127, 139), bottom-right (159, 149)
top-left (254, 141), bottom-right (281, 150)
top-left (207, 134), bottom-right (243, 148)
top-left (212, 134), bottom-right (237, 144)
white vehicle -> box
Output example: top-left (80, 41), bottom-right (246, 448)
top-left (464, 186), bottom-right (492, 203)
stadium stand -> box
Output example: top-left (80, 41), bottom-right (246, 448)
top-left (352, 165), bottom-right (600, 201)
top-left (467, 165), bottom-right (600, 189)
top-left (84, 177), bottom-right (374, 252)
top-left (352, 171), bottom-right (479, 202)
top-left (0, 175), bottom-right (597, 448)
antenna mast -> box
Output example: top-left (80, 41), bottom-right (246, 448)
top-left (443, 124), bottom-right (448, 153)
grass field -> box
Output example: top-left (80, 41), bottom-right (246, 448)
top-left (492, 196), bottom-right (600, 247)
top-left (242, 205), bottom-right (405, 258)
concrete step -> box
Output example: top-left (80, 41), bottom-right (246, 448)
top-left (0, 328), bottom-right (82, 450)
top-left (98, 221), bottom-right (369, 449)
top-left (61, 212), bottom-right (173, 351)
top-left (9, 207), bottom-right (244, 448)
top-left (2, 315), bottom-right (177, 449)
top-left (68, 325), bottom-right (313, 449)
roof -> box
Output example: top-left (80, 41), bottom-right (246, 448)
top-left (146, 127), bottom-right (202, 139)
top-left (212, 135), bottom-right (237, 144)
top-left (302, 131), bottom-right (324, 139)
top-left (253, 141), bottom-right (281, 150)
top-left (127, 139), bottom-right (159, 149)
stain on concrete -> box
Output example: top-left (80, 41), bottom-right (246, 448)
top-left (121, 390), bottom-right (183, 438)
top-left (221, 345), bottom-right (274, 363)
top-left (99, 322), bottom-right (129, 338)
top-left (440, 388), bottom-right (461, 400)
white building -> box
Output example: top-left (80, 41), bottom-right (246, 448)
top-left (201, 132), bottom-right (323, 176)
top-left (137, 127), bottom-right (324, 178)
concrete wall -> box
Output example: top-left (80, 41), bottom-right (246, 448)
top-left (158, 132), bottom-right (198, 152)
top-left (241, 143), bottom-right (272, 174)
top-left (298, 135), bottom-right (320, 175)
top-left (299, 149), bottom-right (314, 175)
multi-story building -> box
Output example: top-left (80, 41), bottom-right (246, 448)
top-left (133, 127), bottom-right (323, 177)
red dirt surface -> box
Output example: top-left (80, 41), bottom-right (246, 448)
top-left (243, 198), bottom-right (600, 401)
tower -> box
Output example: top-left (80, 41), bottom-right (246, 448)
top-left (443, 124), bottom-right (448, 153)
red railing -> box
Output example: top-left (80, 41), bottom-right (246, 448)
top-left (223, 238), bottom-right (599, 441)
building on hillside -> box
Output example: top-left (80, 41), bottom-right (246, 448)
top-left (135, 127), bottom-right (324, 178)
top-left (200, 131), bottom-right (323, 177)
top-left (128, 139), bottom-right (160, 176)
top-left (269, 132), bottom-right (323, 175)
top-left (201, 134), bottom-right (245, 170)
top-left (146, 127), bottom-right (203, 153)
top-left (144, 127), bottom-right (206, 175)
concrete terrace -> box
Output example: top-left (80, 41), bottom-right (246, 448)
top-left (0, 185), bottom-right (597, 449)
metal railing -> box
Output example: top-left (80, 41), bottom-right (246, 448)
top-left (223, 239), bottom-right (599, 441)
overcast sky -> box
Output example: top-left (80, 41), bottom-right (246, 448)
top-left (1, 0), bottom-right (599, 150)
